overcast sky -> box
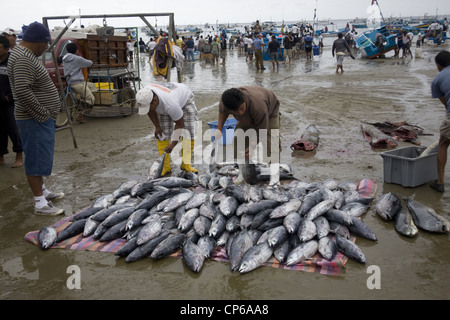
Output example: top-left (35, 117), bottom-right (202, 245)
top-left (2, 0), bottom-right (448, 31)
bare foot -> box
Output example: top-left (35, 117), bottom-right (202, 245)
top-left (11, 160), bottom-right (23, 168)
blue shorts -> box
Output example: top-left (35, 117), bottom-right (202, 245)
top-left (16, 118), bottom-right (55, 176)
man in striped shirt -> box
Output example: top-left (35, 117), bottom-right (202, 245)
top-left (7, 21), bottom-right (65, 215)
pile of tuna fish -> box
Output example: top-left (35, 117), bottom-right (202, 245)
top-left (37, 168), bottom-right (384, 274)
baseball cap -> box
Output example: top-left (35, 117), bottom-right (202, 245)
top-left (22, 21), bottom-right (51, 43)
top-left (2, 27), bottom-right (18, 36)
top-left (136, 88), bottom-right (154, 115)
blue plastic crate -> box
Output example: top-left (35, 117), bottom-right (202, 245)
top-left (207, 118), bottom-right (237, 145)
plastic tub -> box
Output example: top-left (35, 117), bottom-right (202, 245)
top-left (380, 146), bottom-right (437, 187)
top-left (207, 118), bottom-right (238, 145)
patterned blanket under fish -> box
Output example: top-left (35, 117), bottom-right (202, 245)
top-left (25, 179), bottom-right (377, 276)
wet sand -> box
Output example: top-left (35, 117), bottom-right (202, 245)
top-left (1, 38), bottom-right (450, 300)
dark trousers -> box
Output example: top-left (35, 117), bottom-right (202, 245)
top-left (0, 104), bottom-right (23, 156)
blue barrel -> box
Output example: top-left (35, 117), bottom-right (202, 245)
top-left (313, 46), bottom-right (320, 56)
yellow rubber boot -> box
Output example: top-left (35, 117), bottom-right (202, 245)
top-left (180, 139), bottom-right (198, 173)
top-left (156, 140), bottom-right (171, 176)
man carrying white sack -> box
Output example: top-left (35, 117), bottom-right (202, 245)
top-left (136, 82), bottom-right (199, 176)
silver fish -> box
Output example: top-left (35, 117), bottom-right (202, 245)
top-left (318, 236), bottom-right (337, 261)
top-left (298, 189), bottom-right (323, 216)
top-left (199, 200), bottom-right (218, 220)
top-left (125, 209), bottom-right (149, 232)
top-left (112, 180), bottom-right (139, 200)
top-left (238, 241), bottom-right (274, 274)
top-left (336, 235), bottom-right (366, 264)
top-left (197, 236), bottom-right (216, 258)
top-left (101, 207), bottom-right (136, 228)
top-left (270, 198), bottom-right (302, 219)
top-left (125, 230), bottom-right (170, 263)
top-left (92, 193), bottom-right (115, 208)
top-left (304, 199), bottom-right (335, 221)
top-left (283, 211), bottom-right (302, 234)
top-left (163, 191), bottom-right (194, 213)
top-left (151, 232), bottom-right (186, 259)
top-left (342, 202), bottom-right (370, 217)
top-left (148, 152), bottom-right (167, 180)
top-left (208, 213), bottom-right (227, 238)
top-left (37, 226), bottom-right (57, 250)
top-left (248, 185), bottom-right (263, 202)
top-left (99, 220), bottom-right (127, 242)
top-left (348, 216), bottom-right (378, 241)
top-left (290, 124), bottom-right (320, 151)
top-left (394, 206), bottom-right (419, 238)
top-left (136, 215), bottom-right (162, 245)
top-left (375, 192), bottom-right (402, 221)
top-left (274, 240), bottom-right (291, 263)
top-left (185, 191), bottom-right (209, 210)
top-left (83, 216), bottom-right (101, 237)
top-left (405, 195), bottom-right (450, 233)
top-left (286, 240), bottom-right (318, 266)
top-left (198, 173), bottom-right (212, 188)
top-left (219, 196), bottom-right (239, 217)
top-left (314, 216), bottom-right (330, 239)
top-left (193, 215), bottom-right (212, 236)
top-left (229, 229), bottom-right (254, 271)
top-left (178, 208), bottom-right (200, 233)
top-left (297, 219), bottom-right (317, 242)
top-left (324, 208), bottom-right (353, 226)
top-left (226, 215), bottom-right (241, 233)
top-left (267, 225), bottom-right (289, 248)
top-left (219, 176), bottom-right (233, 189)
top-left (182, 240), bottom-right (205, 273)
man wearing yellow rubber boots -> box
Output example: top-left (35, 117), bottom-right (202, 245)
top-left (136, 82), bottom-right (199, 176)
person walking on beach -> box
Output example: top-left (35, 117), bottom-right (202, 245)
top-left (430, 50), bottom-right (450, 193)
top-left (332, 32), bottom-right (355, 74)
top-left (402, 31), bottom-right (413, 59)
top-left (213, 86), bottom-right (281, 188)
top-left (185, 36), bottom-right (195, 62)
top-left (220, 36), bottom-right (227, 66)
top-left (253, 33), bottom-right (266, 70)
top-left (136, 82), bottom-right (199, 176)
top-left (7, 22), bottom-right (65, 215)
top-left (0, 35), bottom-right (23, 168)
top-left (303, 33), bottom-right (314, 60)
top-left (211, 37), bottom-right (219, 65)
top-left (268, 35), bottom-right (281, 70)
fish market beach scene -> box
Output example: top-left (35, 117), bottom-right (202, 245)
top-left (1, 0), bottom-right (450, 304)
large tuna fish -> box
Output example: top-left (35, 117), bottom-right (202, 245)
top-left (290, 124), bottom-right (320, 151)
top-left (361, 123), bottom-right (398, 149)
top-left (238, 242), bottom-right (274, 274)
top-left (394, 206), bottom-right (419, 238)
top-left (182, 240), bottom-right (206, 273)
top-left (37, 226), bottom-right (57, 250)
top-left (375, 192), bottom-right (402, 221)
top-left (405, 195), bottom-right (450, 233)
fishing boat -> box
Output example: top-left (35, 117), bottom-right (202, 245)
top-left (355, 25), bottom-right (396, 58)
top-left (355, 0), bottom-right (397, 58)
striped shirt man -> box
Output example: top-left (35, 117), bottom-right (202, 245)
top-left (7, 45), bottom-right (60, 122)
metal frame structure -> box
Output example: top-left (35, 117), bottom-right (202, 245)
top-left (42, 13), bottom-right (178, 148)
